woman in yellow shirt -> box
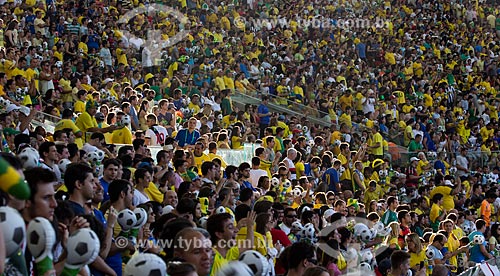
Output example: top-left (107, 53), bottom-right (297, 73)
top-left (407, 233), bottom-right (426, 271)
top-left (384, 221), bottom-right (401, 250)
top-left (217, 132), bottom-right (231, 149)
top-left (230, 125), bottom-right (247, 149)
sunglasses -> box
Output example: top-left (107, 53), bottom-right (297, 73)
top-left (286, 215), bottom-right (297, 218)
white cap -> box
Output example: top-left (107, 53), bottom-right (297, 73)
top-left (19, 106), bottom-right (30, 116)
top-left (163, 144), bottom-right (174, 151)
top-left (323, 209), bottom-right (335, 219)
top-left (162, 205), bottom-right (174, 215)
top-left (103, 78), bottom-right (114, 84)
top-left (410, 157), bottom-right (420, 162)
top-left (5, 104), bottom-right (20, 113)
top-left (444, 180), bottom-right (454, 186)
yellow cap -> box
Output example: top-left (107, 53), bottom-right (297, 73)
top-left (145, 73), bottom-right (154, 82)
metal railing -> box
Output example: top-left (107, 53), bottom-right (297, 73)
top-left (387, 147), bottom-right (500, 171)
top-left (458, 256), bottom-right (500, 276)
top-left (231, 91), bottom-right (332, 127)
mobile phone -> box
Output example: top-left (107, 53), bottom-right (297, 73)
top-left (420, 261), bottom-right (424, 268)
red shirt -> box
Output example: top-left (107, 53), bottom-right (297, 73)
top-left (271, 228), bottom-right (291, 275)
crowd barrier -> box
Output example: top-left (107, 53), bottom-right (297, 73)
top-left (30, 111), bottom-right (500, 170)
top-left (458, 257), bottom-right (500, 276)
top-left (112, 143), bottom-right (255, 165)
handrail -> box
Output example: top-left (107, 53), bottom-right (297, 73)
top-left (231, 91), bottom-right (332, 127)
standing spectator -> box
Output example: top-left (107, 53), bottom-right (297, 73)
top-left (468, 219), bottom-right (494, 263)
top-left (175, 117), bottom-right (200, 149)
top-left (480, 190), bottom-right (496, 227)
top-left (38, 141), bottom-right (62, 183)
top-left (145, 113), bottom-right (168, 146)
top-left (456, 148), bottom-right (470, 177)
top-left (258, 96), bottom-right (271, 138)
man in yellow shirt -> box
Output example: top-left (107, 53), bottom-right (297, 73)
top-left (111, 112), bottom-right (133, 144)
top-left (54, 108), bottom-right (84, 148)
top-left (75, 100), bottom-right (117, 143)
top-left (208, 142), bottom-right (227, 168)
top-left (338, 142), bottom-right (353, 191)
top-left (74, 89), bottom-right (87, 114)
top-left (221, 112), bottom-right (238, 128)
top-left (207, 211), bottom-right (255, 276)
top-left (369, 125), bottom-right (384, 159)
top-left (193, 142), bottom-right (211, 173)
top-left (430, 178), bottom-right (462, 212)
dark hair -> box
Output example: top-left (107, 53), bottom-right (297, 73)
top-left (225, 165), bottom-right (238, 177)
top-left (133, 139), bottom-right (145, 151)
top-left (206, 213), bottom-right (233, 243)
top-left (55, 200), bottom-right (75, 224)
top-left (287, 242), bottom-right (316, 270)
top-left (432, 193), bottom-right (444, 203)
top-left (177, 182), bottom-right (192, 199)
top-left (103, 158), bottom-right (121, 169)
top-left (391, 250), bottom-right (411, 270)
top-left (38, 141), bottom-right (55, 157)
top-left (398, 210), bottom-right (409, 223)
top-left (234, 204), bottom-right (251, 222)
top-left (167, 262), bottom-right (196, 276)
top-left (239, 188), bottom-right (253, 202)
top-left (159, 218), bottom-right (194, 259)
top-left (80, 214), bottom-right (105, 246)
top-left (108, 179), bottom-right (131, 202)
top-left (0, 152), bottom-right (22, 170)
top-left (238, 162), bottom-right (251, 172)
top-left (387, 196), bottom-right (397, 206)
top-left (255, 212), bottom-right (272, 235)
top-left (134, 168), bottom-right (150, 184)
top-left (67, 143), bottom-right (79, 158)
top-left (64, 163), bottom-right (93, 194)
top-left (176, 197), bottom-right (196, 215)
top-left (254, 200), bottom-right (273, 214)
top-left (201, 161), bottom-right (214, 176)
top-left (303, 267), bottom-right (329, 276)
top-left (24, 167), bottom-right (57, 202)
top-left (476, 219), bottom-right (487, 230)
top-left (118, 145), bottom-right (134, 158)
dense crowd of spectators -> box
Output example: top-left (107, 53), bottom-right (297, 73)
top-left (0, 0), bottom-right (500, 275)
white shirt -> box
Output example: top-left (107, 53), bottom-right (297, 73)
top-left (133, 189), bottom-right (150, 206)
top-left (142, 47), bottom-right (153, 67)
top-left (146, 125), bottom-right (168, 146)
top-left (283, 157), bottom-right (296, 180)
top-left (129, 37), bottom-right (144, 50)
top-left (249, 169), bottom-right (268, 188)
top-left (279, 223), bottom-right (291, 235)
top-left (41, 161), bottom-right (62, 183)
top-left (456, 154), bottom-right (469, 177)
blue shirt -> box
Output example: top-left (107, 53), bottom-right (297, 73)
top-left (257, 104), bottom-right (270, 125)
top-left (68, 200), bottom-right (86, 215)
top-left (242, 180), bottom-right (256, 192)
top-left (356, 43), bottom-right (367, 59)
top-left (434, 160), bottom-right (446, 175)
top-left (468, 231), bottom-right (488, 263)
top-left (26, 15), bottom-right (36, 34)
top-left (99, 178), bottom-right (110, 203)
top-left (322, 168), bottom-right (339, 193)
top-left (175, 129), bottom-right (200, 147)
top-left (129, 107), bottom-right (139, 131)
top-left (239, 63), bottom-right (250, 79)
